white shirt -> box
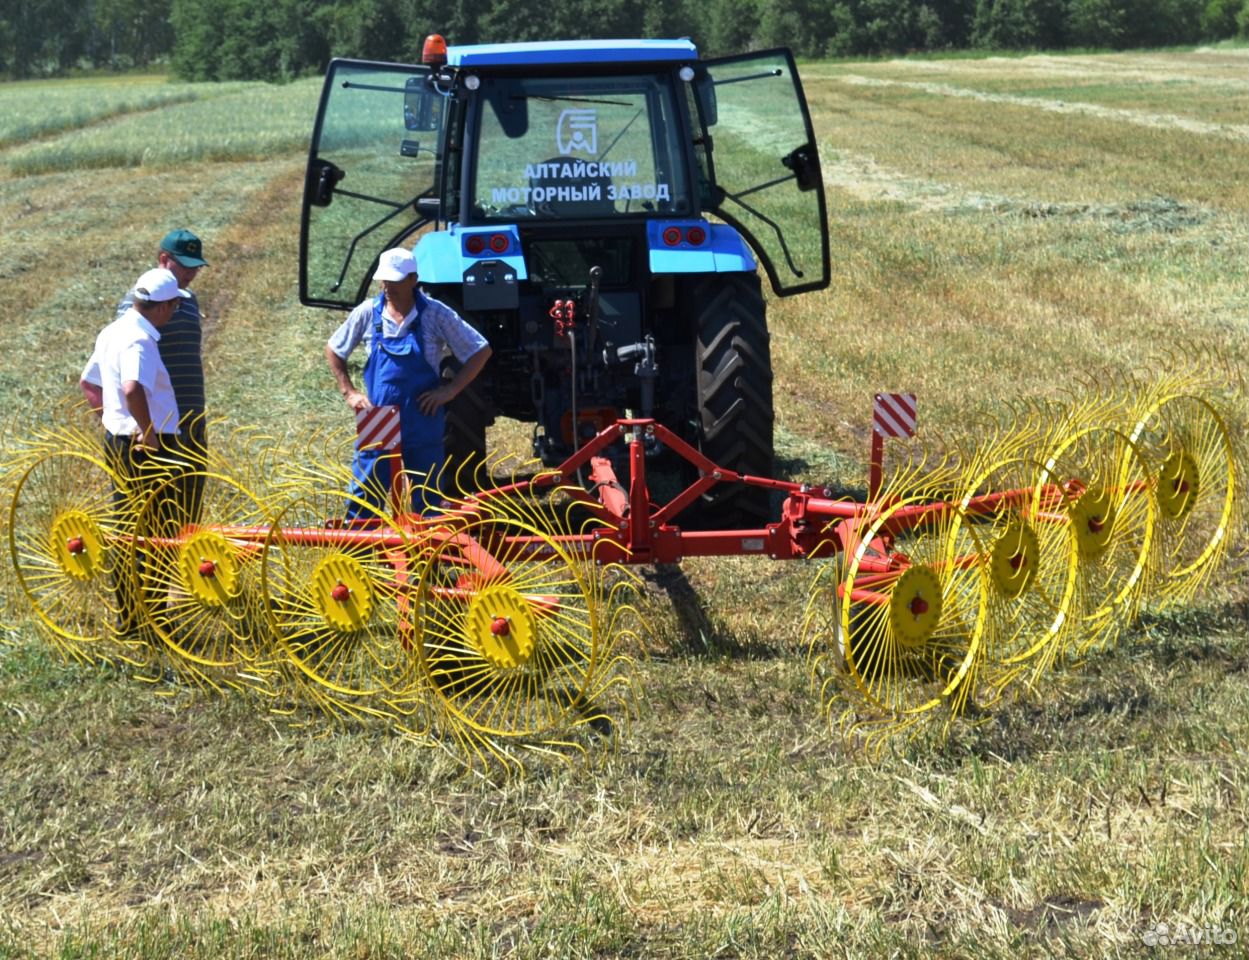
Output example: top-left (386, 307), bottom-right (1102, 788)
top-left (326, 293), bottom-right (488, 370)
top-left (82, 308), bottom-right (180, 437)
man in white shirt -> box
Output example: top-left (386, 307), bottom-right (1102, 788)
top-left (82, 267), bottom-right (187, 452)
top-left (81, 267), bottom-right (189, 632)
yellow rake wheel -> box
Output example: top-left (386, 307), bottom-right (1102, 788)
top-left (812, 496), bottom-right (990, 742)
top-left (947, 454), bottom-right (1080, 699)
top-left (410, 511), bottom-right (626, 765)
top-left (0, 441), bottom-right (43, 640)
top-left (1128, 393), bottom-right (1237, 607)
top-left (132, 471), bottom-right (274, 691)
top-left (8, 450), bottom-right (146, 665)
top-left (260, 489), bottom-right (416, 724)
top-left (0, 417), bottom-right (120, 639)
top-left (1032, 425), bottom-right (1155, 656)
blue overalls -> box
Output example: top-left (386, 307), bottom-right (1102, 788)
top-left (346, 293), bottom-right (445, 518)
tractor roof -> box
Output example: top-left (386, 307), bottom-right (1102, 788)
top-left (446, 39), bottom-right (698, 68)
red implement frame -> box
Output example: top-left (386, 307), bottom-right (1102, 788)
top-left (143, 414), bottom-right (1118, 613)
top-left (445, 419), bottom-right (1068, 577)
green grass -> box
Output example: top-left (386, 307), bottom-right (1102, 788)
top-left (0, 77), bottom-right (320, 176)
top-left (0, 74), bottom-right (246, 149)
top-left (803, 55), bottom-right (1249, 127)
top-left (0, 50), bottom-right (1247, 957)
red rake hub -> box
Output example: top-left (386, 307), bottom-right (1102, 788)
top-left (909, 596), bottom-right (929, 616)
top-left (66, 537), bottom-right (85, 555)
top-left (179, 530), bottom-right (243, 606)
top-left (330, 582), bottom-right (351, 603)
top-left (490, 617), bottom-right (511, 637)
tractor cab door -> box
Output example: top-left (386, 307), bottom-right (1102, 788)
top-left (300, 58), bottom-right (443, 309)
top-left (694, 49), bottom-right (829, 297)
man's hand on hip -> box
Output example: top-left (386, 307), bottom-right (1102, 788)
top-left (418, 385), bottom-right (455, 416)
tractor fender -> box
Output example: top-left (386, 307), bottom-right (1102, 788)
top-left (415, 227), bottom-right (529, 285)
top-left (646, 222), bottom-right (755, 275)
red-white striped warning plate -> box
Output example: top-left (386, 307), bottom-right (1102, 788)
top-left (873, 393), bottom-right (917, 438)
top-left (356, 404), bottom-right (401, 450)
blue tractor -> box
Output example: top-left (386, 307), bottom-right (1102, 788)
top-left (300, 36), bottom-right (829, 525)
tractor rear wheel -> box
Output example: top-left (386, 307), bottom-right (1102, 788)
top-left (442, 355), bottom-right (492, 489)
top-left (437, 292), bottom-right (494, 492)
top-left (689, 273), bottom-right (774, 527)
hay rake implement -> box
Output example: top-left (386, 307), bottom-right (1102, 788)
top-left (2, 369), bottom-right (1242, 772)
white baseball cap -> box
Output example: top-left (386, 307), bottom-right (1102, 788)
top-left (134, 267), bottom-right (191, 303)
top-left (373, 248), bottom-right (417, 282)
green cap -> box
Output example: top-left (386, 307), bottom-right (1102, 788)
top-left (160, 228), bottom-right (208, 268)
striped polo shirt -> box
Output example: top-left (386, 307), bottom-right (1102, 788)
top-left (116, 287), bottom-right (205, 419)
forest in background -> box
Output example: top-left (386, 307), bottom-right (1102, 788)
top-left (3, 0), bottom-right (1249, 81)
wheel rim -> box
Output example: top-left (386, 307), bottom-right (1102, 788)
top-left (403, 478), bottom-right (638, 775)
top-left (415, 517), bottom-right (603, 738)
top-left (948, 452), bottom-right (1080, 700)
top-left (831, 496), bottom-right (990, 730)
top-left (1129, 393), bottom-right (1237, 605)
top-left (1033, 425), bottom-right (1155, 655)
top-left (988, 519), bottom-right (1039, 600)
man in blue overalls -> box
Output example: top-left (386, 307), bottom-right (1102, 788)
top-left (326, 248), bottom-right (491, 516)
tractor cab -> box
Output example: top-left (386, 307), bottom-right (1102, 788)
top-left (300, 38), bottom-right (828, 307)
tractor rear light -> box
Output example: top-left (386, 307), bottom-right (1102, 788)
top-left (685, 225), bottom-right (706, 245)
top-left (422, 34), bottom-right (448, 66)
top-left (662, 226), bottom-right (682, 246)
top-left (489, 233), bottom-right (509, 253)
top-left (465, 235), bottom-right (486, 255)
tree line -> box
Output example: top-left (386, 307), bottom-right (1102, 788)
top-left (4, 0), bottom-right (1247, 81)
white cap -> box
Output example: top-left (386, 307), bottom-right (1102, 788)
top-left (134, 267), bottom-right (191, 303)
top-left (373, 248), bottom-right (417, 282)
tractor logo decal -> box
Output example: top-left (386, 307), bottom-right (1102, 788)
top-left (556, 109), bottom-right (597, 156)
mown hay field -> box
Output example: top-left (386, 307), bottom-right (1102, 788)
top-left (0, 48), bottom-right (1247, 958)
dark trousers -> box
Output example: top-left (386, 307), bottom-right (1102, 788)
top-left (162, 418), bottom-right (208, 524)
top-left (102, 431), bottom-right (197, 630)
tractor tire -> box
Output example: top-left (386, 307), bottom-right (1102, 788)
top-left (441, 356), bottom-right (492, 491)
top-left (690, 272), bottom-right (774, 527)
top-left (427, 290), bottom-right (494, 493)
